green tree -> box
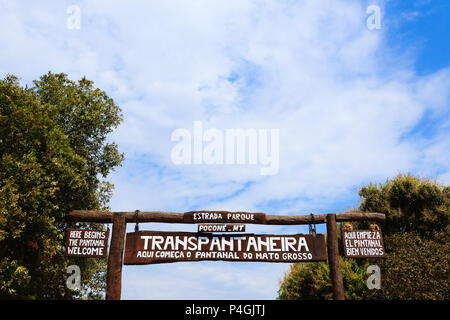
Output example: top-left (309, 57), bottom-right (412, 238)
top-left (358, 173), bottom-right (449, 238)
top-left (277, 174), bottom-right (449, 300)
top-left (0, 73), bottom-right (124, 299)
top-left (365, 232), bottom-right (449, 300)
top-left (358, 174), bottom-right (449, 300)
top-left (278, 256), bottom-right (368, 300)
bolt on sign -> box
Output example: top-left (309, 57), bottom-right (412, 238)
top-left (342, 230), bottom-right (386, 258)
top-left (184, 211), bottom-right (266, 224)
top-left (198, 224), bottom-right (246, 232)
top-left (65, 228), bottom-right (109, 258)
top-left (123, 231), bottom-right (327, 265)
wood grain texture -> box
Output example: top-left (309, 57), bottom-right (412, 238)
top-left (105, 212), bottom-right (126, 300)
top-left (67, 210), bottom-right (385, 225)
top-left (327, 214), bottom-right (345, 300)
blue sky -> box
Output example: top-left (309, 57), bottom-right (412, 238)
top-left (0, 0), bottom-right (449, 299)
top-left (383, 0), bottom-right (450, 75)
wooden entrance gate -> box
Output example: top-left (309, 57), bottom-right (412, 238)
top-left (66, 210), bottom-right (385, 300)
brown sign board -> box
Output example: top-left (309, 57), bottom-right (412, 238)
top-left (65, 228), bottom-right (109, 258)
top-left (184, 211), bottom-right (266, 224)
top-left (198, 224), bottom-right (246, 232)
top-left (342, 230), bottom-right (386, 258)
top-left (123, 231), bottom-right (327, 265)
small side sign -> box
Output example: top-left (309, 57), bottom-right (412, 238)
top-left (184, 211), bottom-right (266, 224)
top-left (65, 228), bottom-right (109, 258)
top-left (198, 224), bottom-right (246, 232)
top-left (342, 229), bottom-right (386, 258)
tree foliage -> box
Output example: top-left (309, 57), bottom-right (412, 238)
top-left (358, 173), bottom-right (449, 238)
top-left (0, 73), bottom-right (123, 299)
top-left (358, 174), bottom-right (449, 299)
top-left (365, 232), bottom-right (449, 300)
top-left (278, 256), bottom-right (368, 300)
top-left (278, 174), bottom-right (449, 300)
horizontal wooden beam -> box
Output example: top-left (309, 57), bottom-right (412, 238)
top-left (265, 211), bottom-right (385, 224)
top-left (66, 210), bottom-right (385, 225)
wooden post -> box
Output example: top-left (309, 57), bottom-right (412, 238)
top-left (106, 212), bottom-right (126, 300)
top-left (326, 214), bottom-right (345, 300)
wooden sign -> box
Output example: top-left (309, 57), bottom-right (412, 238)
top-left (198, 224), bottom-right (245, 232)
top-left (123, 231), bottom-right (327, 265)
top-left (65, 228), bottom-right (109, 258)
top-left (184, 211), bottom-right (266, 224)
top-left (342, 230), bottom-right (385, 258)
